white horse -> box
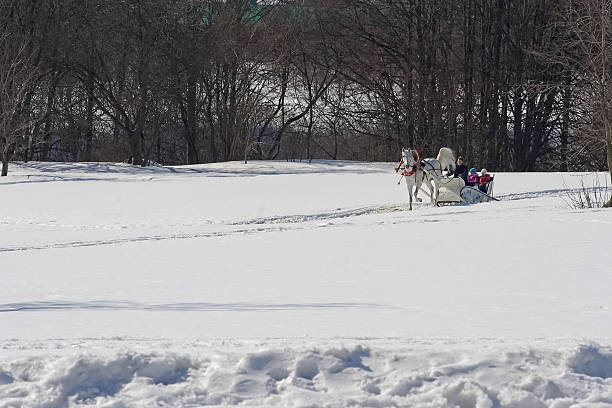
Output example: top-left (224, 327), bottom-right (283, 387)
top-left (397, 147), bottom-right (456, 210)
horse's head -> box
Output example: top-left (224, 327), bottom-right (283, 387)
top-left (401, 148), bottom-right (417, 169)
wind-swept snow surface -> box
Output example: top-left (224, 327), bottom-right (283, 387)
top-left (1, 161), bottom-right (611, 407)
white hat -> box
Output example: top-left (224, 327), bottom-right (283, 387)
top-left (481, 168), bottom-right (487, 175)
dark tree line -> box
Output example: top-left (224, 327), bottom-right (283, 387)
top-left (1, 0), bottom-right (611, 182)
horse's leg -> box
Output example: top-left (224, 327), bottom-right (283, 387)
top-left (425, 178), bottom-right (436, 205)
top-left (405, 177), bottom-right (413, 210)
top-left (433, 178), bottom-right (440, 205)
top-left (409, 187), bottom-right (413, 210)
top-left (414, 174), bottom-right (423, 202)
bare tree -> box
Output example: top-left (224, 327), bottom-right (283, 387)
top-left (0, 32), bottom-right (40, 176)
top-left (555, 0), bottom-right (612, 206)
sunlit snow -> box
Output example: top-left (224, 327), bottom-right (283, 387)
top-left (1, 161), bottom-right (611, 407)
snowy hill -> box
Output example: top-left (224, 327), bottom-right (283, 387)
top-left (1, 161), bottom-right (611, 407)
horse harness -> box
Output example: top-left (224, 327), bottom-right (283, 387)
top-left (396, 149), bottom-right (427, 179)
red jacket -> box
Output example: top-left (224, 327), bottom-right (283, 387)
top-left (479, 173), bottom-right (491, 185)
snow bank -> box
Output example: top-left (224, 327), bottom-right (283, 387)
top-left (2, 343), bottom-right (612, 407)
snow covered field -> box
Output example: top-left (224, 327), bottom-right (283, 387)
top-left (1, 160), bottom-right (611, 407)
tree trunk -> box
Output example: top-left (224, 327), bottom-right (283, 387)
top-left (1, 153), bottom-right (8, 176)
top-left (128, 125), bottom-right (143, 166)
top-left (130, 101), bottom-right (146, 166)
top-left (183, 73), bottom-right (199, 164)
top-left (601, 0), bottom-right (611, 207)
top-left (604, 125), bottom-right (612, 208)
top-left (607, 135), bottom-right (612, 183)
top-left (462, 0), bottom-right (475, 161)
top-left (84, 67), bottom-right (95, 161)
top-left (560, 82), bottom-right (571, 172)
top-left (306, 104), bottom-right (313, 162)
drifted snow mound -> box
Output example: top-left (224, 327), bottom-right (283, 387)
top-left (0, 353), bottom-right (198, 407)
top-left (567, 344), bottom-right (612, 378)
top-left (1, 344), bottom-right (612, 407)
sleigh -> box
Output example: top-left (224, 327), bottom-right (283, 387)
top-left (397, 148), bottom-right (499, 209)
top-left (435, 176), bottom-right (498, 206)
